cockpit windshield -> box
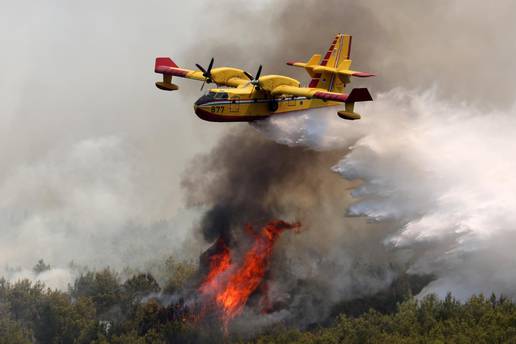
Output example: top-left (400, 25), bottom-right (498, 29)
top-left (195, 91), bottom-right (229, 105)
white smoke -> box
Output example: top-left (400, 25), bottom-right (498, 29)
top-left (0, 135), bottom-right (200, 289)
top-left (5, 268), bottom-right (76, 291)
top-left (253, 88), bottom-right (516, 299)
top-left (0, 1), bottom-right (213, 289)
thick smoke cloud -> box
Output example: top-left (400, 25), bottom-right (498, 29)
top-left (182, 128), bottom-right (404, 327)
top-left (182, 128), bottom-right (348, 241)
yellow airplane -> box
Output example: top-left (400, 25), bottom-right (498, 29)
top-left (154, 34), bottom-right (374, 122)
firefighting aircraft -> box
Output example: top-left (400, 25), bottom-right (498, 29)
top-left (154, 34), bottom-right (374, 122)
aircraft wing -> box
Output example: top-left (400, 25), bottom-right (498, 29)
top-left (270, 85), bottom-right (373, 103)
top-left (155, 57), bottom-right (250, 89)
top-left (155, 57), bottom-right (206, 81)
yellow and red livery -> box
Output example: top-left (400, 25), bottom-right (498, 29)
top-left (155, 34), bottom-right (374, 122)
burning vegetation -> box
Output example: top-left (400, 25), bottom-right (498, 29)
top-left (1, 258), bottom-right (514, 343)
top-left (196, 220), bottom-right (300, 331)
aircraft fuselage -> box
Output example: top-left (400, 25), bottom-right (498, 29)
top-left (193, 88), bottom-right (339, 122)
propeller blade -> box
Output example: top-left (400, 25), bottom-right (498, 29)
top-left (243, 65), bottom-right (263, 90)
top-left (243, 71), bottom-right (254, 80)
top-left (255, 65), bottom-right (262, 80)
top-left (207, 57), bottom-right (214, 73)
top-left (196, 64), bottom-right (207, 75)
top-left (200, 80), bottom-right (206, 91)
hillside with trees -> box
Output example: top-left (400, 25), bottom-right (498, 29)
top-left (0, 260), bottom-right (515, 343)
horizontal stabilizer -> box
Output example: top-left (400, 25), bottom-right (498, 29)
top-left (310, 65), bottom-right (375, 78)
top-left (339, 70), bottom-right (375, 78)
top-left (307, 54), bottom-right (321, 66)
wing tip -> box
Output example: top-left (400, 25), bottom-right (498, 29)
top-left (155, 57), bottom-right (178, 72)
top-left (346, 88), bottom-right (373, 103)
top-left (351, 72), bottom-right (375, 78)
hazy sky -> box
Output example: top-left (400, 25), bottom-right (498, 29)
top-left (1, 1), bottom-right (221, 211)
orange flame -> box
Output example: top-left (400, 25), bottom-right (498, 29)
top-left (198, 237), bottom-right (231, 295)
top-left (198, 220), bottom-right (300, 330)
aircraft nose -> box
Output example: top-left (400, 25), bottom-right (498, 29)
top-left (195, 94), bottom-right (211, 106)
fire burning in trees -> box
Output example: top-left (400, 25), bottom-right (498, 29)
top-left (198, 237), bottom-right (231, 295)
top-left (197, 220), bottom-right (300, 330)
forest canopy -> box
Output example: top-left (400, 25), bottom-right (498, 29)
top-left (0, 259), bottom-right (515, 343)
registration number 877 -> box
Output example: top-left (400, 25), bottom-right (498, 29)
top-left (210, 106), bottom-right (224, 113)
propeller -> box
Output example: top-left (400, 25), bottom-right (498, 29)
top-left (196, 57), bottom-right (215, 90)
top-left (244, 65), bottom-right (263, 90)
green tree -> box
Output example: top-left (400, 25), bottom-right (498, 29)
top-left (33, 292), bottom-right (97, 344)
top-left (0, 317), bottom-right (32, 344)
top-left (161, 257), bottom-right (196, 294)
top-left (5, 279), bottom-right (44, 328)
top-left (123, 273), bottom-right (160, 302)
top-left (32, 259), bottom-right (51, 275)
top-left (71, 268), bottom-right (122, 316)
